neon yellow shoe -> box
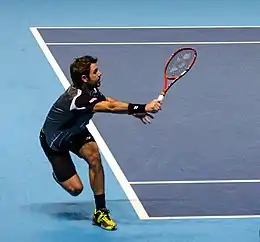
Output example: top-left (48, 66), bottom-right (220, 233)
top-left (92, 208), bottom-right (117, 231)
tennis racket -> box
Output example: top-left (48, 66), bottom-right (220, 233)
top-left (157, 47), bottom-right (197, 102)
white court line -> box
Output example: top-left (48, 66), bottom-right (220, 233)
top-left (29, 27), bottom-right (149, 220)
top-left (145, 215), bottom-right (260, 220)
top-left (46, 41), bottom-right (260, 45)
top-left (34, 25), bottom-right (260, 29)
top-left (129, 179), bottom-right (260, 185)
top-left (131, 179), bottom-right (260, 220)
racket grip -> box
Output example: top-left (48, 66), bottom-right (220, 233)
top-left (157, 94), bottom-right (164, 101)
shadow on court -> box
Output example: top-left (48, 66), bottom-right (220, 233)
top-left (22, 200), bottom-right (139, 223)
top-left (25, 202), bottom-right (92, 221)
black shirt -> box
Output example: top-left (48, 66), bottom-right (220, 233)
top-left (42, 84), bottom-right (106, 150)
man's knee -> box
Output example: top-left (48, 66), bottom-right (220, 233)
top-left (59, 175), bottom-right (84, 197)
top-left (88, 152), bottom-right (102, 169)
top-left (79, 142), bottom-right (102, 169)
top-left (67, 183), bottom-right (83, 196)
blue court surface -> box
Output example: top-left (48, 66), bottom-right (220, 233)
top-left (32, 26), bottom-right (260, 218)
top-left (3, 1), bottom-right (260, 242)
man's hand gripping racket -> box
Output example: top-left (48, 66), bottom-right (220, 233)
top-left (133, 99), bottom-right (162, 124)
top-left (157, 47), bottom-right (197, 102)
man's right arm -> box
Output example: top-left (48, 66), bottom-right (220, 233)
top-left (73, 92), bottom-right (162, 114)
top-left (92, 100), bottom-right (161, 114)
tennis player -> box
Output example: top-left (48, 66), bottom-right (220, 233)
top-left (39, 55), bottom-right (162, 230)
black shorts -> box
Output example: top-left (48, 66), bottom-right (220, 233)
top-left (39, 128), bottom-right (95, 182)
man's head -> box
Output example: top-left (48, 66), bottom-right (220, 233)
top-left (70, 55), bottom-right (102, 89)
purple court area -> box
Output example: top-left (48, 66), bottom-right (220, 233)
top-left (38, 27), bottom-right (260, 218)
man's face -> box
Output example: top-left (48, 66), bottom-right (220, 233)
top-left (82, 63), bottom-right (102, 87)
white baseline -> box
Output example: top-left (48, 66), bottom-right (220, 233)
top-left (129, 179), bottom-right (260, 185)
top-left (33, 25), bottom-right (260, 29)
top-left (46, 41), bottom-right (260, 46)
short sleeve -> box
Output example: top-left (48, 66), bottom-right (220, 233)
top-left (71, 92), bottom-right (106, 111)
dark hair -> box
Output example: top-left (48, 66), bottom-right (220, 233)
top-left (70, 55), bottom-right (98, 88)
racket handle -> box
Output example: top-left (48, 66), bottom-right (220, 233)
top-left (157, 94), bottom-right (165, 101)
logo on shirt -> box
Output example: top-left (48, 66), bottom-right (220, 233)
top-left (89, 98), bottom-right (97, 103)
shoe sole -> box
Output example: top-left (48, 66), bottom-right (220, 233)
top-left (92, 220), bottom-right (117, 231)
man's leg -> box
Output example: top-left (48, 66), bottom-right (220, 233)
top-left (79, 142), bottom-right (106, 208)
top-left (39, 129), bottom-right (83, 196)
top-left (79, 141), bottom-right (117, 230)
top-left (69, 130), bottom-right (117, 230)
top-left (52, 168), bottom-right (83, 197)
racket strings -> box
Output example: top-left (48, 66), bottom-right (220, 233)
top-left (166, 50), bottom-right (195, 77)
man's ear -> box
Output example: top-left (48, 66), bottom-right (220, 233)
top-left (81, 75), bottom-right (88, 82)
